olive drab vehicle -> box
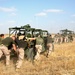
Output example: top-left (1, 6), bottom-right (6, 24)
top-left (54, 29), bottom-right (74, 44)
top-left (60, 29), bottom-right (74, 36)
top-left (9, 24), bottom-right (48, 58)
top-left (9, 24), bottom-right (48, 38)
top-left (60, 29), bottom-right (74, 42)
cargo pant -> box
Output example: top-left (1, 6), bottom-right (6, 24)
top-left (46, 43), bottom-right (54, 57)
top-left (35, 45), bottom-right (42, 60)
top-left (16, 48), bottom-right (24, 69)
top-left (0, 44), bottom-right (10, 66)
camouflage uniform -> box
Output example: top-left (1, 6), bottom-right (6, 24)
top-left (54, 35), bottom-right (59, 44)
top-left (16, 48), bottom-right (24, 69)
top-left (0, 37), bottom-right (15, 66)
top-left (0, 44), bottom-right (10, 65)
top-left (46, 35), bottom-right (54, 57)
top-left (35, 35), bottom-right (44, 60)
top-left (15, 38), bottom-right (27, 69)
top-left (64, 36), bottom-right (69, 43)
top-left (60, 36), bottom-right (64, 43)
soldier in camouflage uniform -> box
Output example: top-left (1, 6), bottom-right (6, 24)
top-left (34, 34), bottom-right (44, 60)
top-left (64, 35), bottom-right (69, 43)
top-left (46, 34), bottom-right (54, 57)
top-left (60, 35), bottom-right (64, 43)
top-left (26, 34), bottom-right (44, 61)
top-left (15, 36), bottom-right (28, 70)
top-left (0, 36), bottom-right (16, 66)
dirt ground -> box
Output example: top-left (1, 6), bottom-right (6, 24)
top-left (0, 41), bottom-right (75, 75)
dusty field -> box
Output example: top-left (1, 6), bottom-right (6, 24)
top-left (0, 42), bottom-right (75, 75)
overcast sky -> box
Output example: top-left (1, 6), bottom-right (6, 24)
top-left (0, 0), bottom-right (75, 34)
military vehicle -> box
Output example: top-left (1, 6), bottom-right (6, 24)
top-left (9, 24), bottom-right (48, 38)
top-left (60, 29), bottom-right (74, 42)
top-left (60, 29), bottom-right (74, 36)
top-left (54, 29), bottom-right (74, 44)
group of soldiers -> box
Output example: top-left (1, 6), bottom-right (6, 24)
top-left (0, 33), bottom-right (54, 71)
top-left (54, 33), bottom-right (73, 44)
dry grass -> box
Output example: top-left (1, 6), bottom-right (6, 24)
top-left (0, 42), bottom-right (75, 75)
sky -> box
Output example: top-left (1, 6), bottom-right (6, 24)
top-left (0, 0), bottom-right (75, 34)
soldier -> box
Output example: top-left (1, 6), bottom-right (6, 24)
top-left (15, 36), bottom-right (28, 71)
top-left (60, 36), bottom-right (64, 43)
top-left (64, 35), bottom-right (69, 43)
top-left (27, 34), bottom-right (44, 60)
top-left (0, 36), bottom-right (16, 66)
top-left (25, 35), bottom-right (36, 63)
top-left (34, 34), bottom-right (44, 60)
top-left (46, 34), bottom-right (54, 57)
